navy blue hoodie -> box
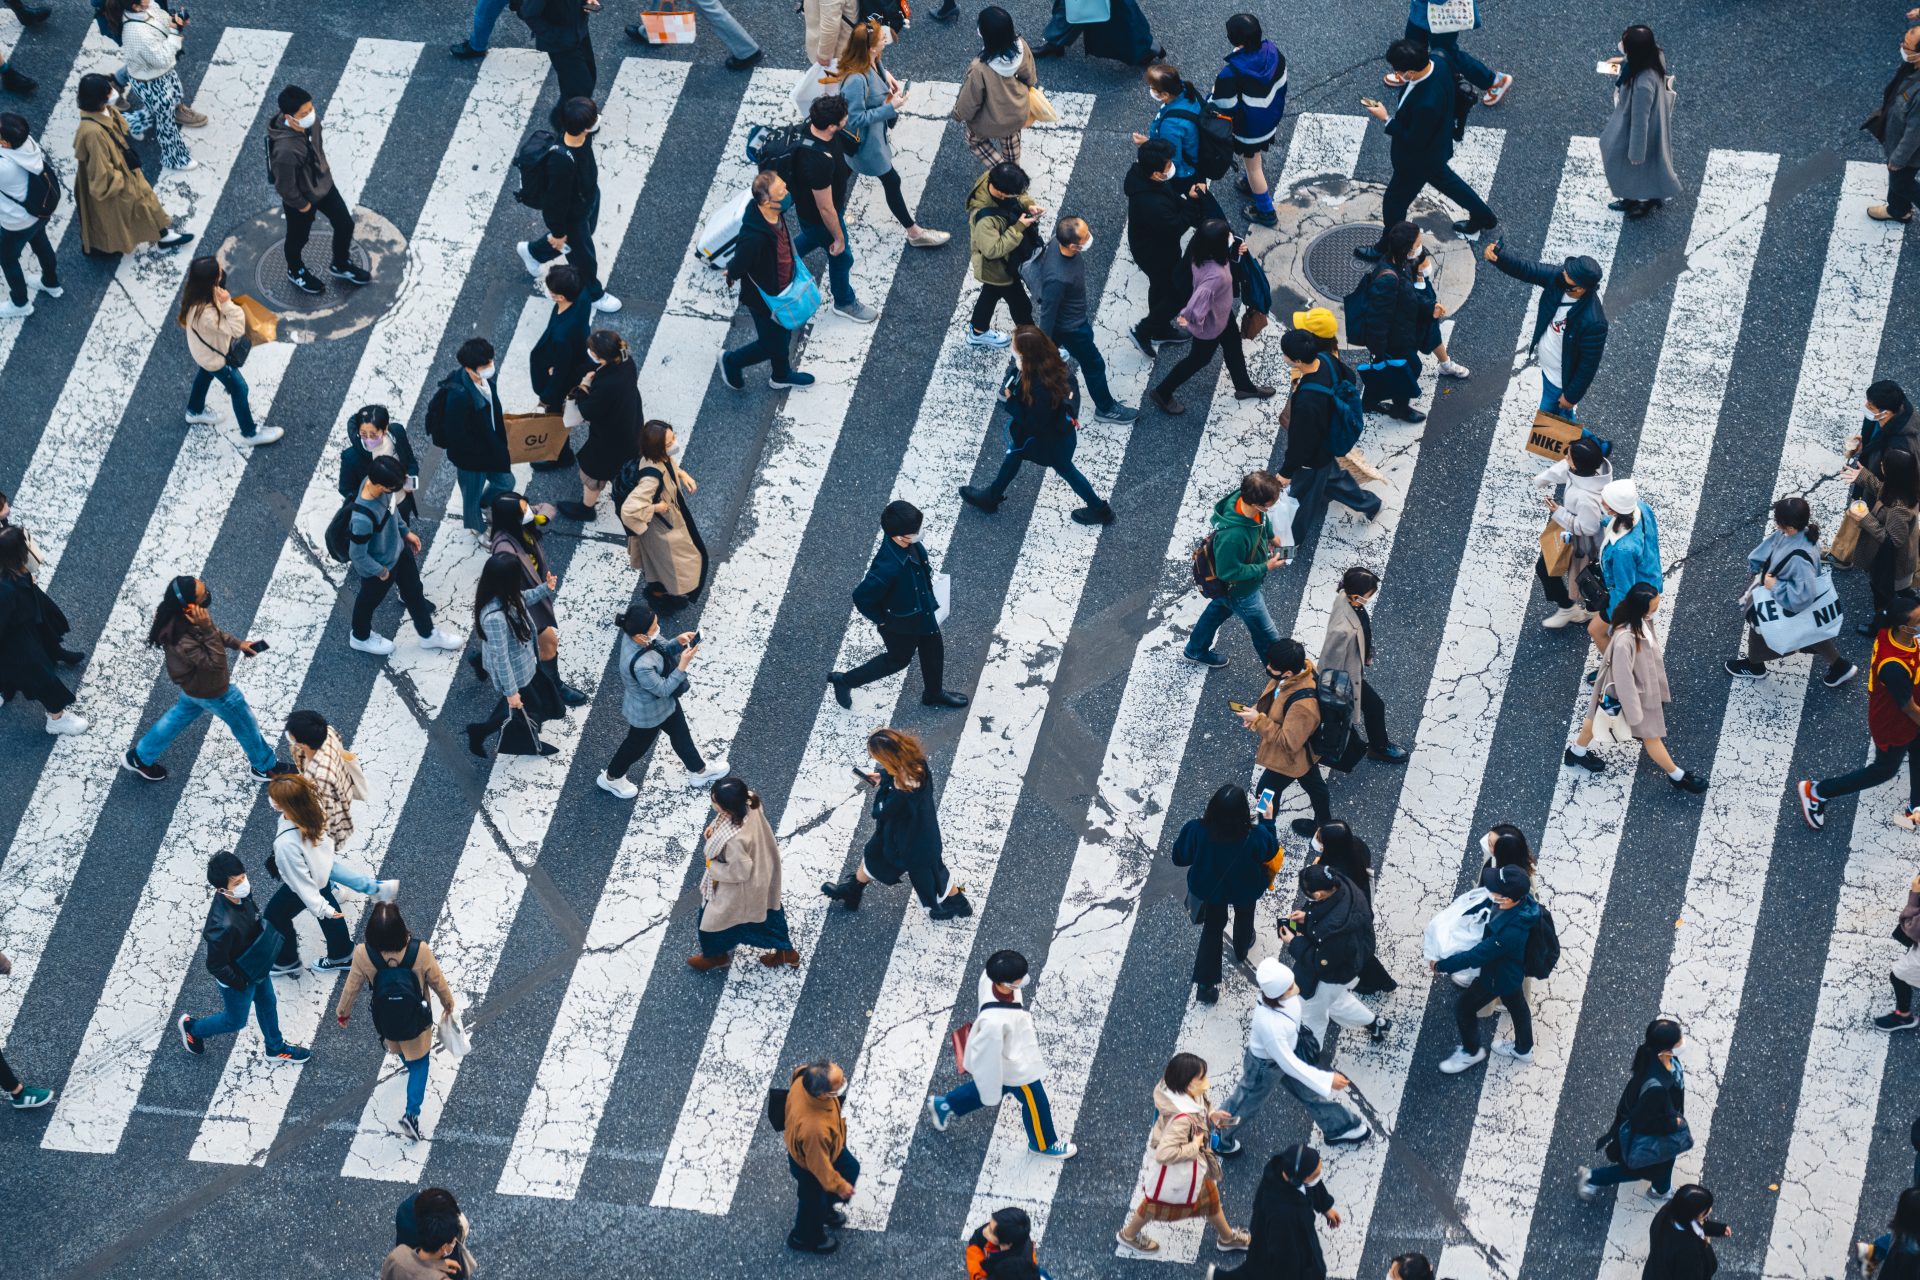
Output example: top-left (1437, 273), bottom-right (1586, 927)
top-left (1212, 41), bottom-right (1287, 147)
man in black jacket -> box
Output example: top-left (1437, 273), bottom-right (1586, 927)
top-left (1124, 138), bottom-right (1207, 357)
top-left (1355, 39), bottom-right (1497, 262)
top-left (516, 96), bottom-right (618, 314)
top-left (1853, 380), bottom-right (1920, 491)
top-left (519, 0), bottom-right (596, 102)
top-left (1484, 242), bottom-right (1608, 418)
top-left (1285, 864), bottom-right (1389, 1045)
top-left (830, 501), bottom-right (968, 709)
top-left (177, 851), bottom-right (311, 1063)
top-left (720, 171), bottom-right (814, 391)
top-left (430, 337), bottom-right (514, 536)
top-left (1278, 328), bottom-right (1380, 547)
top-left (268, 84), bottom-right (371, 297)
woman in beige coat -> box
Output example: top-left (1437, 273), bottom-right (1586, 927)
top-left (72, 72), bottom-right (190, 255)
top-left (1565, 582), bottom-right (1708, 794)
top-left (620, 419), bottom-right (707, 603)
top-left (335, 903), bottom-right (455, 1143)
top-left (951, 7), bottom-right (1039, 166)
top-left (1117, 1052), bottom-right (1250, 1255)
top-left (179, 256), bottom-right (280, 444)
top-left (1318, 566), bottom-right (1408, 763)
top-left (688, 776), bottom-right (798, 971)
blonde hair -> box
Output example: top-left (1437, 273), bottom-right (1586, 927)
top-left (268, 773), bottom-right (327, 844)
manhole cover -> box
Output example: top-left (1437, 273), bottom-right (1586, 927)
top-left (1301, 223), bottom-right (1386, 299)
top-left (215, 205), bottom-right (408, 343)
top-left (250, 236), bottom-right (376, 313)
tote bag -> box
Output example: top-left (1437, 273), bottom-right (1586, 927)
top-left (758, 258), bottom-right (823, 329)
top-left (1745, 549), bottom-right (1844, 654)
top-left (1426, 0), bottom-right (1476, 35)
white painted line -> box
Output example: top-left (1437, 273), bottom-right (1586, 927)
top-left (0, 35), bottom-right (418, 1076)
top-left (38, 48), bottom-right (551, 1156)
top-left (494, 80), bottom-right (991, 1203)
top-left (8, 27), bottom-right (291, 588)
top-left (1597, 161), bottom-right (1903, 1277)
top-left (1438, 147), bottom-right (1780, 1280)
top-left (1315, 135), bottom-right (1626, 1278)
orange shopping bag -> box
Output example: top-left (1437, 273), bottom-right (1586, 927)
top-left (639, 1), bottom-right (696, 43)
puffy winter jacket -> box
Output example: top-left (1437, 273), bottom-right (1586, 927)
top-left (1434, 895), bottom-right (1540, 996)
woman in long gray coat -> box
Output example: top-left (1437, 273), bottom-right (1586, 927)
top-left (1598, 25), bottom-right (1679, 218)
top-left (1318, 566), bottom-right (1407, 764)
top-left (1565, 582), bottom-right (1708, 793)
top-left (689, 777), bottom-right (797, 971)
top-left (829, 16), bottom-right (949, 248)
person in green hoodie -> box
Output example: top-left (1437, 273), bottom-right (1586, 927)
top-left (1184, 470), bottom-right (1287, 667)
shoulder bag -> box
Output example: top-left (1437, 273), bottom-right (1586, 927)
top-left (1619, 1075), bottom-right (1692, 1170)
top-left (1746, 547), bottom-right (1844, 655)
top-left (187, 306), bottom-right (252, 369)
top-left (757, 256), bottom-right (823, 330)
top-left (951, 998), bottom-right (1022, 1075)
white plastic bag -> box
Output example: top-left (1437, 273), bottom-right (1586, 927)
top-left (790, 61), bottom-right (840, 116)
top-left (1424, 886), bottom-right (1491, 964)
top-left (932, 571), bottom-right (952, 627)
top-left (439, 1013), bottom-right (470, 1060)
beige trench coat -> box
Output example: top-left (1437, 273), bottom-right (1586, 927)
top-left (621, 459), bottom-right (705, 596)
top-left (699, 805), bottom-right (785, 935)
top-left (73, 109), bottom-right (170, 255)
top-left (1589, 623), bottom-right (1671, 741)
top-left (336, 940), bottom-right (455, 1062)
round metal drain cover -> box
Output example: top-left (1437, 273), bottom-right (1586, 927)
top-left (215, 205), bottom-right (409, 343)
top-left (1300, 223), bottom-right (1386, 300)
top-left (250, 236), bottom-right (376, 313)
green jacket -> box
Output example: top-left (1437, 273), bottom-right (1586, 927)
top-left (967, 169), bottom-right (1035, 287)
top-left (1210, 490), bottom-right (1273, 599)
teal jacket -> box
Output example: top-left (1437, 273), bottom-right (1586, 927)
top-left (1209, 490), bottom-right (1274, 599)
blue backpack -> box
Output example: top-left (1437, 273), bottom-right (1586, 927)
top-left (1293, 362), bottom-right (1366, 458)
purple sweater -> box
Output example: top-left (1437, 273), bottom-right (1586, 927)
top-left (1179, 260), bottom-right (1234, 340)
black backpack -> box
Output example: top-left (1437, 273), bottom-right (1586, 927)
top-left (1166, 103), bottom-right (1237, 181)
top-left (512, 129), bottom-right (565, 208)
top-left (1524, 906), bottom-right (1561, 979)
top-left (849, 0), bottom-right (909, 30)
top-left (1283, 668), bottom-right (1356, 763)
top-left (745, 121), bottom-right (813, 173)
top-left (3, 156), bottom-right (61, 222)
top-left (1191, 532), bottom-right (1229, 599)
top-left (423, 383), bottom-right (452, 449)
top-left (323, 496), bottom-right (391, 564)
top-left (609, 460), bottom-right (666, 522)
top-left (368, 940), bottom-right (433, 1042)
top-left (1341, 262), bottom-right (1394, 353)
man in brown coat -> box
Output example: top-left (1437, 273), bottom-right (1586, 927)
top-left (785, 1060), bottom-right (858, 1254)
top-left (72, 72), bottom-right (190, 255)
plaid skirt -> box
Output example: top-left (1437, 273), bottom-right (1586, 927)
top-left (965, 126), bottom-right (1021, 167)
top-left (1132, 1177), bottom-right (1221, 1222)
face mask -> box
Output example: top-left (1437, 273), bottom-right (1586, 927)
top-left (1905, 43), bottom-right (1920, 62)
top-left (1012, 975), bottom-right (1029, 988)
top-left (1161, 165), bottom-right (1177, 182)
top-left (1148, 88), bottom-right (1164, 105)
top-left (521, 506), bottom-right (537, 526)
top-left (1079, 237), bottom-right (1094, 254)
top-left (360, 432), bottom-right (386, 450)
top-left (589, 350), bottom-right (605, 366)
top-left (229, 878), bottom-right (251, 900)
top-left (1310, 833), bottom-right (1323, 852)
top-left (477, 364), bottom-right (495, 380)
top-left (1305, 1168), bottom-right (1324, 1186)
top-left (198, 587), bottom-right (214, 609)
top-left (295, 110), bottom-right (317, 129)
top-left (1481, 831), bottom-right (1497, 860)
top-left (586, 120), bottom-right (601, 134)
top-left (832, 1081), bottom-right (849, 1097)
top-left (904, 531), bottom-right (921, 543)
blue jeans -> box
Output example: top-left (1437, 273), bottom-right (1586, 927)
top-left (328, 861), bottom-right (381, 896)
top-left (1186, 588), bottom-right (1281, 663)
top-left (134, 685), bottom-right (277, 773)
top-left (469, 0), bottom-right (513, 49)
top-left (686, 0), bottom-right (759, 59)
top-left (791, 220), bottom-right (856, 308)
top-left (1409, 23), bottom-right (1497, 92)
top-left (1220, 1046), bottom-right (1361, 1139)
top-left (190, 977), bottom-right (287, 1053)
top-left (1540, 374), bottom-right (1575, 420)
top-left (455, 468), bottom-right (515, 533)
top-left (402, 1051), bottom-right (430, 1119)
top-left (1054, 322), bottom-right (1116, 413)
top-left (188, 365), bottom-right (259, 436)
top-left (939, 1077), bottom-right (1060, 1150)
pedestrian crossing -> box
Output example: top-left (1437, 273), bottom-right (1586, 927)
top-left (3, 26), bottom-right (1919, 1279)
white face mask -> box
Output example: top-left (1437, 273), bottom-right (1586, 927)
top-left (295, 110), bottom-right (317, 130)
top-left (1079, 237), bottom-right (1094, 254)
top-left (589, 350), bottom-right (605, 366)
top-left (476, 364), bottom-right (495, 380)
top-left (229, 878), bottom-right (251, 900)
top-left (1305, 1168), bottom-right (1324, 1186)
top-left (1149, 88), bottom-right (1164, 105)
top-left (1012, 975), bottom-right (1029, 988)
top-left (1481, 831), bottom-right (1497, 860)
top-left (832, 1080), bottom-right (849, 1097)
top-left (521, 506), bottom-right (537, 526)
top-left (903, 531), bottom-right (921, 543)
top-left (1161, 165), bottom-right (1177, 182)
top-left (1310, 833), bottom-right (1323, 852)
top-left (1904, 42), bottom-right (1920, 63)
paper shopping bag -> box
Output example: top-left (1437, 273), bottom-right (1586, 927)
top-left (504, 412), bottom-right (568, 464)
top-left (1524, 409), bottom-right (1582, 461)
top-left (233, 294), bottom-right (279, 344)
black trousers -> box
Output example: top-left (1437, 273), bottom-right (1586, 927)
top-left (971, 280), bottom-right (1032, 334)
top-left (1193, 900), bottom-right (1257, 986)
top-left (1536, 552), bottom-right (1575, 608)
top-left (1379, 160), bottom-right (1496, 238)
top-left (723, 303), bottom-right (794, 380)
top-left (0, 1046), bottom-right (19, 1094)
top-left (546, 34), bottom-right (597, 101)
top-left (1155, 318), bottom-right (1254, 397)
top-left (1136, 256), bottom-right (1188, 341)
top-left (841, 628), bottom-right (945, 698)
top-left (527, 194), bottom-right (603, 301)
top-left (0, 215), bottom-right (56, 306)
top-left (789, 1150), bottom-right (859, 1246)
top-left (1357, 681), bottom-right (1390, 748)
top-left (875, 167), bottom-right (914, 229)
top-left (284, 186), bottom-right (356, 273)
top-left (1817, 740), bottom-right (1920, 811)
top-left (1456, 975), bottom-right (1532, 1053)
top-left (351, 548), bottom-right (435, 641)
top-left (265, 881), bottom-right (351, 966)
top-left (606, 706), bottom-right (705, 779)
top-left (1256, 764), bottom-right (1331, 826)
top-left (1890, 164), bottom-right (1919, 219)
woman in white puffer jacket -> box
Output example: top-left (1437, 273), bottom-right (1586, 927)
top-left (260, 773), bottom-right (395, 975)
top-left (1533, 434), bottom-right (1613, 630)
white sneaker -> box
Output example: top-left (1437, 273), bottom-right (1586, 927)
top-left (1438, 1046), bottom-right (1487, 1074)
top-left (967, 327), bottom-right (1011, 348)
top-left (167, 158), bottom-right (201, 173)
top-left (349, 633), bottom-right (396, 656)
top-left (0, 299), bottom-right (32, 318)
top-left (591, 293), bottom-right (622, 313)
top-left (686, 758), bottom-right (730, 787)
top-left (45, 711), bottom-right (88, 736)
top-left (1540, 604), bottom-right (1590, 630)
top-left (597, 771), bottom-right (639, 799)
top-left (183, 408), bottom-right (218, 425)
top-left (37, 284), bottom-right (62, 299)
top-left (516, 240), bottom-right (542, 277)
top-left (245, 426), bottom-right (285, 446)
top-left (374, 879), bottom-right (400, 903)
top-left (1491, 1040), bottom-right (1535, 1066)
top-left (418, 627), bottom-right (462, 651)
top-left (1436, 359), bottom-right (1471, 379)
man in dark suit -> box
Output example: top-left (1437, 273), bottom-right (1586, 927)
top-left (1356, 38), bottom-right (1497, 262)
top-left (829, 500), bottom-right (969, 709)
top-left (429, 337), bottom-right (514, 536)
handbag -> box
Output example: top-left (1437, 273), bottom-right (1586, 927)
top-left (758, 257), bottom-right (823, 329)
top-left (1540, 518), bottom-right (1574, 578)
top-left (1575, 563), bottom-right (1609, 615)
top-left (1426, 0), bottom-right (1476, 35)
top-left (1240, 308), bottom-right (1270, 340)
top-left (234, 921), bottom-right (284, 985)
top-left (766, 1085), bottom-right (790, 1132)
top-left (439, 1013), bottom-right (471, 1060)
top-left (1592, 681), bottom-right (1634, 744)
top-left (1619, 1079), bottom-right (1694, 1169)
top-left (636, 0), bottom-right (696, 42)
top-left (1746, 549), bottom-right (1844, 655)
top-left (1025, 84), bottom-right (1060, 127)
top-left (952, 998), bottom-right (1021, 1075)
top-left (1184, 890), bottom-right (1207, 925)
top-left (495, 706), bottom-right (550, 756)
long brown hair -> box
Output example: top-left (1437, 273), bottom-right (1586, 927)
top-left (1010, 325), bottom-right (1070, 407)
top-left (825, 17), bottom-right (886, 82)
top-left (867, 727), bottom-right (928, 790)
top-left (268, 774), bottom-right (328, 844)
top-left (177, 256), bottom-right (222, 326)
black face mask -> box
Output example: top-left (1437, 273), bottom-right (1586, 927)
top-left (199, 587), bottom-right (213, 609)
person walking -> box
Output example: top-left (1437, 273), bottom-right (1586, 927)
top-left (1278, 327), bottom-right (1381, 546)
top-left (1859, 1187), bottom-right (1920, 1280)
top-left (1850, 446), bottom-right (1920, 633)
top-left (114, 0), bottom-right (195, 173)
top-left (1872, 25), bottom-right (1920, 224)
top-left (1725, 497), bottom-right (1857, 688)
top-left (518, 0), bottom-right (596, 102)
top-left (966, 1208), bottom-right (1043, 1278)
top-left (830, 500), bottom-right (969, 708)
top-left (1399, 0), bottom-right (1509, 104)
top-left (0, 950), bottom-right (54, 1110)
top-left (595, 600), bottom-right (728, 797)
top-left (285, 708), bottom-right (362, 849)
top-left (1643, 1185), bottom-right (1732, 1280)
top-left (1534, 435), bottom-right (1613, 631)
top-left (1407, 240), bottom-right (1470, 378)
top-left (1146, 218), bottom-right (1274, 415)
top-left (951, 7), bottom-right (1038, 169)
top-left (1349, 221), bottom-right (1432, 423)
top-left (123, 575), bottom-right (283, 783)
top-left (1798, 591), bottom-right (1920, 832)
top-left (465, 552), bottom-right (560, 759)
top-left (1484, 240), bottom-right (1608, 419)
top-left (72, 72), bottom-right (192, 255)
top-left (1354, 38), bottom-right (1497, 261)
top-left (1024, 216), bottom-right (1136, 422)
top-left (268, 84), bottom-right (370, 297)
top-left (486, 491), bottom-right (585, 707)
top-left (0, 525), bottom-right (84, 736)
top-left (347, 456), bottom-right (460, 658)
top-left (823, 727), bottom-right (971, 917)
top-left (178, 851), bottom-right (312, 1065)
top-left (619, 419), bottom-right (707, 605)
top-left (829, 17), bottom-right (949, 249)
top-left (1210, 14), bottom-right (1287, 228)
top-left (1309, 819), bottom-right (1396, 994)
top-left (429, 338), bottom-right (515, 540)
top-left (1566, 583), bottom-right (1708, 792)
top-left (784, 1059), bottom-right (858, 1255)
top-left (1172, 784), bottom-right (1278, 1005)
top-left (1210, 1143), bottom-right (1344, 1280)
top-left (562, 329), bottom-right (642, 522)
top-left (381, 1206), bottom-right (466, 1280)
top-left (927, 949), bottom-right (1076, 1158)
top-left (1599, 25), bottom-right (1679, 218)
top-left (801, 0), bottom-right (859, 77)
top-left (1117, 1052), bottom-right (1251, 1256)
top-left (451, 0), bottom-right (513, 60)
top-left (689, 775), bottom-right (797, 970)
top-left (1133, 64), bottom-right (1207, 183)
top-left (336, 902), bottom-right (453, 1144)
top-left (0, 113), bottom-right (61, 318)
top-left (780, 94), bottom-right (875, 323)
top-left (1184, 470), bottom-right (1286, 667)
top-left (261, 772), bottom-right (395, 975)
top-left (965, 160), bottom-right (1041, 348)
top-left (178, 256), bottom-right (280, 444)
top-left (515, 96), bottom-right (618, 313)
top-left (1032, 0), bottom-right (1158, 64)
top-left (1213, 958), bottom-right (1368, 1154)
top-left (1579, 1018), bottom-right (1691, 1203)
top-left (527, 263), bottom-right (589, 484)
top-left (1321, 565), bottom-right (1409, 763)
top-left (1434, 863), bottom-right (1539, 1072)
top-left (1240, 638), bottom-right (1334, 836)
top-left (720, 171), bottom-right (814, 391)
top-left (337, 405), bottom-right (420, 524)
top-left (1125, 137), bottom-right (1209, 356)
top-left (393, 1188), bottom-right (474, 1275)
top-left (1580, 477), bottom-right (1662, 655)
top-left (959, 325), bottom-right (1116, 525)
top-left (624, 0), bottom-right (760, 69)
top-left (1286, 863), bottom-right (1390, 1046)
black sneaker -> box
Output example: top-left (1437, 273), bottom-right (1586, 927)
top-left (287, 266), bottom-right (324, 296)
top-left (251, 761), bottom-right (296, 782)
top-left (311, 955), bottom-right (352, 973)
top-left (1824, 661), bottom-right (1860, 689)
top-left (1368, 1016), bottom-right (1392, 1044)
top-left (958, 485), bottom-right (1002, 513)
top-left (122, 748), bottom-right (168, 781)
top-left (1181, 649), bottom-right (1228, 669)
top-left (1875, 1011), bottom-right (1920, 1032)
top-left (1243, 204), bottom-right (1277, 228)
top-left (827, 672), bottom-right (852, 710)
top-left (1564, 746), bottom-right (1605, 773)
top-left (1129, 326), bottom-right (1159, 360)
top-left (1668, 770), bottom-right (1709, 795)
top-left (1196, 983), bottom-right (1219, 1005)
top-left (1796, 780), bottom-right (1825, 830)
top-left (716, 349), bottom-right (744, 391)
top-left (1724, 658), bottom-right (1767, 679)
top-left (624, 22), bottom-right (655, 42)
top-left (269, 959), bottom-right (303, 977)
top-left (1290, 818), bottom-right (1317, 838)
top-left (1, 66), bottom-right (37, 96)
top-left (724, 49), bottom-right (763, 71)
top-left (177, 1014), bottom-right (203, 1055)
top-left (1069, 503), bottom-right (1115, 526)
top-left (329, 261), bottom-right (372, 286)
top-left (397, 1113), bottom-right (423, 1141)
top-left (449, 39), bottom-right (486, 58)
top-left (1452, 218), bottom-right (1497, 240)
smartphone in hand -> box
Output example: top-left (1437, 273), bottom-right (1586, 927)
top-left (1228, 700), bottom-right (1250, 713)
top-left (247, 639), bottom-right (269, 653)
top-left (1596, 60), bottom-right (1620, 76)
